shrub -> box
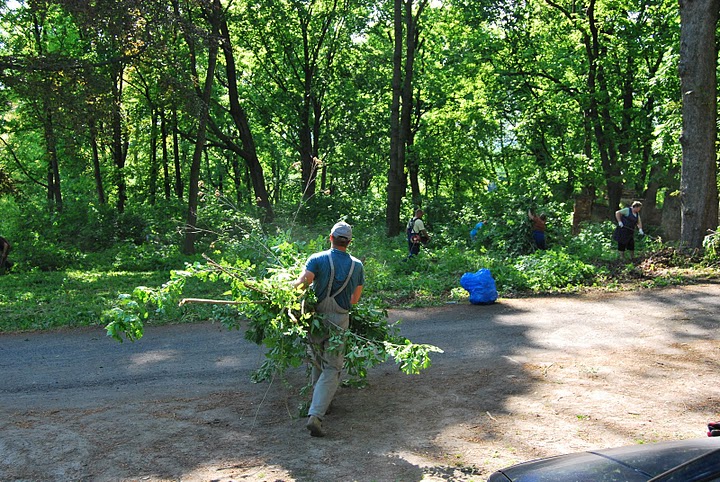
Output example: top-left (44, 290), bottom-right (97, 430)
top-left (703, 228), bottom-right (720, 264)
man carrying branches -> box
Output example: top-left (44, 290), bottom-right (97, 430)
top-left (293, 221), bottom-right (365, 437)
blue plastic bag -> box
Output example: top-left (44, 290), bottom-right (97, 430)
top-left (460, 268), bottom-right (498, 305)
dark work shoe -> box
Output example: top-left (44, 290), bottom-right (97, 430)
top-left (306, 415), bottom-right (325, 437)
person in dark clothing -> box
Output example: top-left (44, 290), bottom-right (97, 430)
top-left (0, 236), bottom-right (12, 274)
top-left (614, 201), bottom-right (644, 260)
top-left (407, 209), bottom-right (429, 258)
top-left (528, 210), bottom-right (547, 250)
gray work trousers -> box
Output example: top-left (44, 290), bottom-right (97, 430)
top-left (308, 296), bottom-right (349, 419)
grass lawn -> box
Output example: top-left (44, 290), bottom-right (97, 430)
top-left (0, 270), bottom-right (227, 333)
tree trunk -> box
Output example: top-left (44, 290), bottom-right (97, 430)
top-left (299, 102), bottom-right (317, 201)
top-left (402, 0), bottom-right (416, 207)
top-left (182, 0), bottom-right (220, 255)
top-left (149, 108), bottom-right (159, 205)
top-left (160, 110), bottom-right (171, 200)
top-left (678, 0), bottom-right (720, 249)
top-left (89, 119), bottom-right (106, 205)
top-left (583, 0), bottom-right (622, 217)
top-left (111, 66), bottom-right (127, 213)
top-left (172, 106), bottom-right (183, 200)
top-left (386, 0), bottom-right (406, 237)
top-left (215, 15), bottom-right (274, 222)
top-left (31, 11), bottom-right (62, 213)
top-left (41, 101), bottom-right (63, 213)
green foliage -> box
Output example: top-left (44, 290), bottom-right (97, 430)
top-left (511, 249), bottom-right (603, 292)
top-left (103, 234), bottom-right (443, 390)
top-left (565, 222), bottom-right (618, 262)
top-left (703, 228), bottom-right (720, 264)
top-left (0, 197), bottom-right (194, 272)
top-left (0, 270), bottom-right (182, 332)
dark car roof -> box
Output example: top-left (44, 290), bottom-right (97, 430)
top-left (489, 438), bottom-right (720, 482)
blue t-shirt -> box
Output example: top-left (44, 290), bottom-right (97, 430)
top-left (306, 248), bottom-right (364, 310)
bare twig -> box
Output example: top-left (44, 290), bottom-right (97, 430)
top-left (178, 298), bottom-right (242, 306)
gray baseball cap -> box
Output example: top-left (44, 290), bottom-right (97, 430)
top-left (331, 221), bottom-right (352, 240)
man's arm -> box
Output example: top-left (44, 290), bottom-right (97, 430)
top-left (293, 269), bottom-right (315, 289)
top-left (615, 209), bottom-right (624, 225)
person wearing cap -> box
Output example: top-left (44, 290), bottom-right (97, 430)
top-left (293, 221), bottom-right (364, 437)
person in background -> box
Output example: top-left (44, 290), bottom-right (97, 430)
top-left (470, 221), bottom-right (485, 242)
top-left (293, 221), bottom-right (364, 437)
top-left (528, 210), bottom-right (547, 250)
top-left (407, 209), bottom-right (429, 258)
top-left (615, 201), bottom-right (644, 260)
top-left (0, 236), bottom-right (12, 274)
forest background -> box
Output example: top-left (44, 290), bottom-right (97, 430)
top-left (1, 0), bottom-right (720, 334)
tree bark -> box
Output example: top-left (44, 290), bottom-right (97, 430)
top-left (583, 0), bottom-right (622, 217)
top-left (386, 0), bottom-right (406, 237)
top-left (678, 0), bottom-right (720, 249)
top-left (160, 110), bottom-right (171, 200)
top-left (386, 0), bottom-right (428, 236)
top-left (111, 66), bottom-right (128, 213)
top-left (213, 15), bottom-right (274, 222)
top-left (172, 106), bottom-right (183, 201)
top-left (182, 0), bottom-right (220, 255)
top-left (89, 118), bottom-right (106, 205)
top-left (31, 11), bottom-right (63, 213)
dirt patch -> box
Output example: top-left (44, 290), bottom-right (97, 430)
top-left (2, 283), bottom-right (720, 481)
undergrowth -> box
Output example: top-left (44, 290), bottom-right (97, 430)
top-left (0, 212), bottom-right (718, 334)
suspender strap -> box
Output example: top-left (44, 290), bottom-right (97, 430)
top-left (324, 252), bottom-right (356, 301)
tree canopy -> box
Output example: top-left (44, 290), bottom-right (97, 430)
top-left (0, 0), bottom-right (717, 250)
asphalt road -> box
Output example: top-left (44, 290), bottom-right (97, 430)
top-left (2, 282), bottom-right (719, 412)
top-left (2, 282), bottom-right (720, 482)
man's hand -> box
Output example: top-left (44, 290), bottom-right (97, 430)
top-left (618, 221), bottom-right (624, 228)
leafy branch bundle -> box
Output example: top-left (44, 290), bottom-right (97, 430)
top-left (104, 247), bottom-right (442, 387)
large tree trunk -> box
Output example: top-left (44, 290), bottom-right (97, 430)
top-left (583, 0), bottom-right (622, 217)
top-left (386, 0), bottom-right (428, 236)
top-left (214, 16), bottom-right (274, 222)
top-left (678, 0), bottom-right (720, 249)
top-left (182, 0), bottom-right (220, 255)
top-left (386, 0), bottom-right (406, 237)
